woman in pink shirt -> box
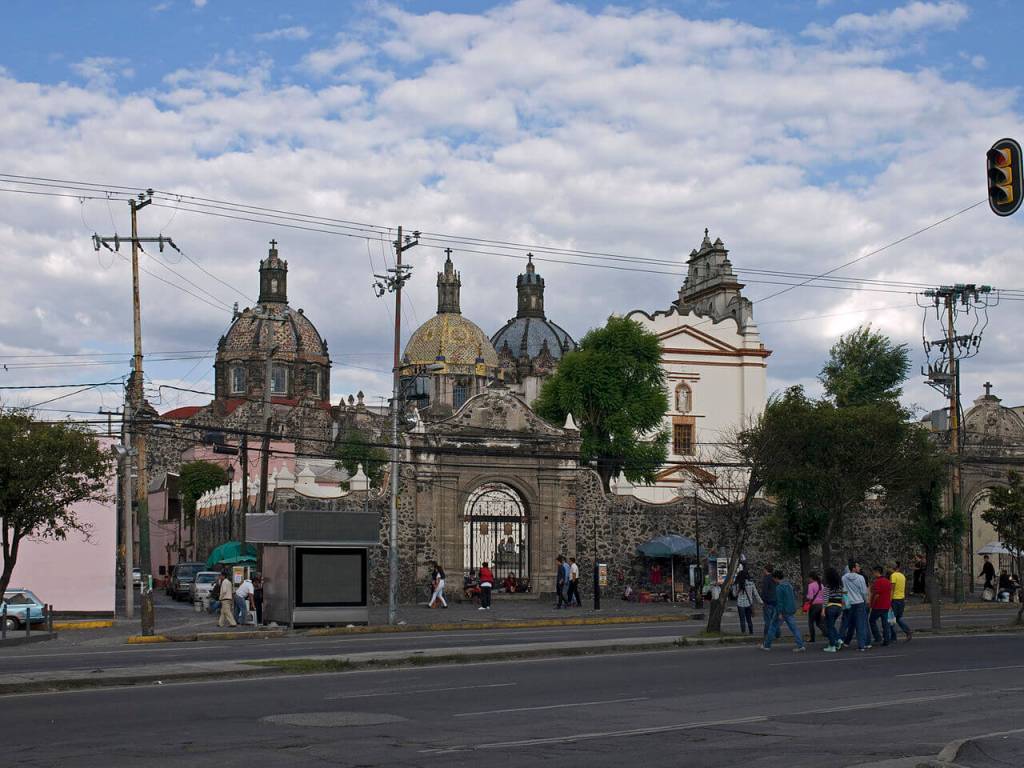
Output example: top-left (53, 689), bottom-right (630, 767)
top-left (805, 571), bottom-right (826, 643)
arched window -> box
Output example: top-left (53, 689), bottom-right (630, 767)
top-left (230, 365), bottom-right (246, 395)
top-left (675, 382), bottom-right (692, 414)
top-left (312, 368), bottom-right (322, 398)
top-left (271, 363), bottom-right (288, 394)
top-left (270, 278), bottom-right (279, 293)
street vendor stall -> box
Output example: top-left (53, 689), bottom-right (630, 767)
top-left (636, 534), bottom-right (703, 602)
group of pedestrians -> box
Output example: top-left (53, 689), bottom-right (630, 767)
top-left (212, 571), bottom-right (261, 628)
top-left (555, 555), bottom-right (581, 609)
top-left (736, 560), bottom-right (913, 653)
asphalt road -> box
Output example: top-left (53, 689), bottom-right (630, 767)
top-left (4, 632), bottom-right (1023, 767)
top-left (0, 607), bottom-right (1016, 674)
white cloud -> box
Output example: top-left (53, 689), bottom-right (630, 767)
top-left (804, 1), bottom-right (968, 42)
top-left (254, 26), bottom-right (311, 42)
top-left (70, 57), bottom-right (133, 90)
top-left (3, 0), bottom-right (1024, 416)
top-left (301, 38), bottom-right (369, 76)
top-left (193, 0), bottom-right (207, 7)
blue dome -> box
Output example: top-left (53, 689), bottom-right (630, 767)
top-left (491, 316), bottom-right (576, 360)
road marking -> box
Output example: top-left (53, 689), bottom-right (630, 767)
top-left (794, 691), bottom-right (970, 715)
top-left (326, 682), bottom-right (515, 700)
top-left (454, 696), bottom-right (647, 718)
top-left (897, 664), bottom-right (1024, 678)
top-left (769, 654), bottom-right (902, 666)
top-left (420, 715), bottom-right (768, 753)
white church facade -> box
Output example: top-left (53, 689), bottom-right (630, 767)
top-left (626, 230), bottom-right (770, 502)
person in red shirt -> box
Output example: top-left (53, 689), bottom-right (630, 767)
top-left (868, 565), bottom-right (895, 646)
top-left (478, 562), bottom-right (494, 611)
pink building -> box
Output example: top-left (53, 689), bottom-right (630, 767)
top-left (9, 436), bottom-right (118, 615)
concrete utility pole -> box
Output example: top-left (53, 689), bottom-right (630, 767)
top-left (374, 225), bottom-right (418, 625)
top-left (92, 192), bottom-right (178, 580)
top-left (922, 284), bottom-right (995, 603)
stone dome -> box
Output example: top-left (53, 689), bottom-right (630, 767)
top-left (492, 316), bottom-right (575, 361)
top-left (214, 242), bottom-right (330, 402)
top-left (403, 313), bottom-right (499, 368)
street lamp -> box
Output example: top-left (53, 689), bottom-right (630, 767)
top-left (227, 463), bottom-right (236, 543)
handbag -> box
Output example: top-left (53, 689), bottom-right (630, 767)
top-left (886, 608), bottom-right (896, 625)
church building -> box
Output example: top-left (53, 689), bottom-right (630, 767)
top-left (626, 230), bottom-right (771, 502)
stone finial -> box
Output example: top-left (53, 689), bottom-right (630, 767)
top-left (350, 463), bottom-right (370, 492)
top-left (348, 394), bottom-right (355, 405)
top-left (275, 465), bottom-right (295, 490)
top-left (296, 463), bottom-right (316, 487)
top-left (564, 413), bottom-right (579, 431)
top-left (411, 406), bottom-right (427, 434)
top-left (613, 471), bottom-right (635, 496)
top-left (357, 390), bottom-right (364, 405)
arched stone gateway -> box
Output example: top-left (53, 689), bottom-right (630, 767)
top-left (464, 483), bottom-right (529, 583)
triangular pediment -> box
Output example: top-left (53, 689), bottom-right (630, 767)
top-left (432, 388), bottom-right (565, 437)
top-left (653, 324), bottom-right (739, 353)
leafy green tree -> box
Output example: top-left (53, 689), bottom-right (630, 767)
top-left (179, 460), bottom-right (228, 527)
top-left (0, 410), bottom-right (113, 597)
top-left (889, 427), bottom-right (960, 629)
top-left (534, 317), bottom-right (668, 491)
top-left (334, 428), bottom-right (389, 487)
top-left (820, 324), bottom-right (910, 408)
top-left (983, 472), bottom-right (1024, 625)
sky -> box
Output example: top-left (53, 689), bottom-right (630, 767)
top-left (1, 0), bottom-right (1023, 424)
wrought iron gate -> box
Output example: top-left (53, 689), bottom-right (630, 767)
top-left (464, 483), bottom-right (529, 584)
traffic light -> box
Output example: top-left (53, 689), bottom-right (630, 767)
top-left (987, 137), bottom-right (1022, 216)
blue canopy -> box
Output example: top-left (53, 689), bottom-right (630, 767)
top-left (636, 534), bottom-right (703, 558)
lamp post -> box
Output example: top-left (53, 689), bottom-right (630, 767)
top-left (227, 463), bottom-right (236, 543)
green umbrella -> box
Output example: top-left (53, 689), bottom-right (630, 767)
top-left (206, 541), bottom-right (257, 568)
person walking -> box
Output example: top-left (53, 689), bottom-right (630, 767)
top-left (842, 561), bottom-right (871, 650)
top-left (478, 561), bottom-right (494, 610)
top-left (216, 572), bottom-right (236, 628)
top-left (429, 563), bottom-right (448, 609)
top-left (822, 568), bottom-right (845, 653)
top-left (736, 569), bottom-right (761, 635)
top-left (253, 575), bottom-right (264, 626)
top-left (805, 571), bottom-right (825, 643)
top-left (889, 562), bottom-right (912, 642)
top-left (762, 570), bottom-right (805, 652)
top-left (566, 557), bottom-right (581, 607)
top-left (760, 564), bottom-right (780, 642)
top-left (868, 565), bottom-right (896, 647)
top-left (980, 554), bottom-right (997, 591)
top-left (554, 555), bottom-right (569, 609)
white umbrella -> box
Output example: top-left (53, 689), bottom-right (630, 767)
top-left (977, 541), bottom-right (1021, 556)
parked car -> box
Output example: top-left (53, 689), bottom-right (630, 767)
top-left (132, 567), bottom-right (142, 587)
top-left (2, 589), bottom-right (46, 632)
top-left (189, 571), bottom-right (221, 603)
top-left (168, 562), bottom-right (206, 600)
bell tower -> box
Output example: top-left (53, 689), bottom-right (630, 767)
top-left (259, 240), bottom-right (288, 304)
top-left (516, 253), bottom-right (545, 319)
top-left (437, 248), bottom-right (462, 314)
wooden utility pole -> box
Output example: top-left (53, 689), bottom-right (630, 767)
top-left (92, 192), bottom-right (179, 580)
top-left (257, 316), bottom-right (279, 523)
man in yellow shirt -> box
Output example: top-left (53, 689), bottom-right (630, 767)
top-left (889, 562), bottom-right (912, 642)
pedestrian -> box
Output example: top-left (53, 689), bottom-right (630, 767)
top-left (868, 565), bottom-right (896, 647)
top-left (805, 571), bottom-right (825, 643)
top-left (760, 564), bottom-right (781, 642)
top-left (762, 570), bottom-right (805, 652)
top-left (980, 554), bottom-right (997, 592)
top-left (821, 567), bottom-right (845, 653)
top-left (478, 561), bottom-right (493, 611)
top-left (253, 575), bottom-right (264, 626)
top-left (555, 555), bottom-right (569, 609)
top-left (429, 562), bottom-right (448, 609)
top-left (216, 572), bottom-right (236, 628)
top-left (889, 562), bottom-right (912, 642)
top-left (735, 569), bottom-right (761, 635)
top-left (235, 574), bottom-right (254, 625)
top-left (842, 561), bottom-right (871, 651)
top-left (911, 555), bottom-right (927, 600)
top-left (567, 557), bottom-right (581, 607)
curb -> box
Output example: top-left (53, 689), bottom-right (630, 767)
top-left (124, 614), bottom-right (691, 644)
top-left (53, 620), bottom-right (114, 631)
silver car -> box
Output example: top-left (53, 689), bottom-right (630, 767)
top-left (189, 571), bottom-right (221, 603)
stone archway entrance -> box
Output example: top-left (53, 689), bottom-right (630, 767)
top-left (464, 483), bottom-right (529, 584)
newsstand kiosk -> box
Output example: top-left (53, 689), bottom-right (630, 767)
top-left (246, 508), bottom-right (377, 627)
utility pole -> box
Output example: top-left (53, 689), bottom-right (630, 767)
top-left (118, 439), bottom-right (134, 620)
top-left (373, 225), bottom-right (418, 625)
top-left (92, 192), bottom-right (178, 580)
top-left (694, 488), bottom-right (703, 609)
top-left (922, 284), bottom-right (995, 603)
top-left (257, 319), bottom-right (280, 524)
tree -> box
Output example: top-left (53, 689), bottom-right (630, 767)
top-left (334, 428), bottom-right (388, 487)
top-left (534, 317), bottom-right (668, 491)
top-left (700, 399), bottom-right (791, 634)
top-left (890, 427), bottom-right (960, 629)
top-left (178, 460), bottom-right (228, 527)
top-left (819, 324), bottom-right (910, 408)
top-left (983, 472), bottom-right (1024, 625)
top-left (0, 410), bottom-right (113, 597)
